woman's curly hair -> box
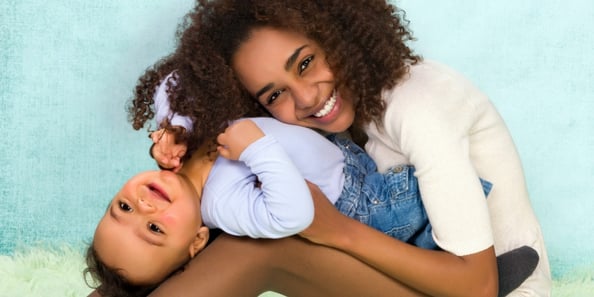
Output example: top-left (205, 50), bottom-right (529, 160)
top-left (128, 0), bottom-right (420, 156)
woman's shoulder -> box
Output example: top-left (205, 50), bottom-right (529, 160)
top-left (411, 59), bottom-right (460, 76)
top-left (385, 60), bottom-right (473, 100)
top-left (380, 60), bottom-right (490, 137)
top-left (384, 60), bottom-right (486, 110)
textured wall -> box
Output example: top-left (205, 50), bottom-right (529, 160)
top-left (1, 0), bottom-right (592, 279)
top-left (0, 0), bottom-right (196, 252)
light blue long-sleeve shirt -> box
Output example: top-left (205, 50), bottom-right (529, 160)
top-left (201, 117), bottom-right (345, 238)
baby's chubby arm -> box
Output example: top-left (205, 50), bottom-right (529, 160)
top-left (205, 118), bottom-right (315, 238)
top-left (149, 72), bottom-right (192, 171)
top-left (216, 120), bottom-right (264, 160)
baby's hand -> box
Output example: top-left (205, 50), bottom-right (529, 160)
top-left (217, 120), bottom-right (265, 160)
top-left (149, 128), bottom-right (187, 172)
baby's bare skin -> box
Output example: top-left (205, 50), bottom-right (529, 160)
top-left (149, 128), bottom-right (188, 172)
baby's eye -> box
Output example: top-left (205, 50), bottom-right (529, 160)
top-left (298, 55), bottom-right (314, 74)
top-left (148, 222), bottom-right (164, 234)
top-left (267, 89), bottom-right (284, 105)
top-left (119, 202), bottom-right (132, 212)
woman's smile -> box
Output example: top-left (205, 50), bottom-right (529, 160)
top-left (308, 89), bottom-right (345, 126)
top-left (313, 89), bottom-right (337, 118)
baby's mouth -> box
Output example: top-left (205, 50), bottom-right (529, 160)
top-left (313, 89), bottom-right (337, 118)
top-left (148, 183), bottom-right (171, 202)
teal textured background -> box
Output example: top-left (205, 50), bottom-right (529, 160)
top-left (1, 0), bottom-right (592, 280)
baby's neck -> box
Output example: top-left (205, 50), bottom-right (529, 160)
top-left (178, 144), bottom-right (217, 200)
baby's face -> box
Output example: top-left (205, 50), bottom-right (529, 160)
top-left (94, 170), bottom-right (208, 284)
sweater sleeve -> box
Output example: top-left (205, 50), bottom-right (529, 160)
top-left (382, 61), bottom-right (494, 255)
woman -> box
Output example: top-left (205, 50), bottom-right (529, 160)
top-left (92, 0), bottom-right (550, 296)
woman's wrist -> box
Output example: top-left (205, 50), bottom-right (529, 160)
top-left (330, 216), bottom-right (370, 253)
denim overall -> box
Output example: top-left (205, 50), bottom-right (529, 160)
top-left (328, 134), bottom-right (492, 250)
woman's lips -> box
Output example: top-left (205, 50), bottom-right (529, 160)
top-left (310, 90), bottom-right (341, 124)
top-left (314, 89), bottom-right (337, 118)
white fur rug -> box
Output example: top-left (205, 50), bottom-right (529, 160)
top-left (1, 246), bottom-right (592, 297)
top-left (0, 246), bottom-right (92, 297)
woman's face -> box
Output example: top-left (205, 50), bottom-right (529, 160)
top-left (232, 27), bottom-right (356, 133)
top-left (94, 170), bottom-right (208, 284)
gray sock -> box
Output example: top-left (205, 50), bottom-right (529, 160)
top-left (496, 245), bottom-right (539, 297)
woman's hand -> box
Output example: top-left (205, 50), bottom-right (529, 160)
top-left (149, 128), bottom-right (187, 172)
top-left (299, 181), bottom-right (354, 248)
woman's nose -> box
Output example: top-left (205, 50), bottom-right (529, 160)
top-left (136, 197), bottom-right (156, 213)
top-left (291, 80), bottom-right (318, 110)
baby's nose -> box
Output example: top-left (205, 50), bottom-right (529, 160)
top-left (137, 197), bottom-right (156, 213)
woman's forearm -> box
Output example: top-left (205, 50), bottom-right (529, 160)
top-left (339, 219), bottom-right (497, 297)
top-left (300, 183), bottom-right (498, 297)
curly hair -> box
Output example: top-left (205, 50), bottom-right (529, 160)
top-left (83, 244), bottom-right (159, 297)
top-left (128, 0), bottom-right (420, 156)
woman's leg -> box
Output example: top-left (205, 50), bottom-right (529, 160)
top-left (148, 234), bottom-right (428, 297)
top-left (86, 234), bottom-right (538, 297)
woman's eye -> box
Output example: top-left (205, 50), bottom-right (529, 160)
top-left (119, 202), bottom-right (132, 212)
top-left (148, 223), bottom-right (164, 234)
top-left (298, 55), bottom-right (314, 74)
top-left (267, 89), bottom-right (284, 105)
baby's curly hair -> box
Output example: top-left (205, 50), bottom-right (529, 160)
top-left (83, 244), bottom-right (159, 297)
top-left (128, 0), bottom-right (420, 156)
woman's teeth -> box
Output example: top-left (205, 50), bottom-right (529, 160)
top-left (314, 91), bottom-right (337, 118)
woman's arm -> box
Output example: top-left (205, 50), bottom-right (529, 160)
top-left (300, 186), bottom-right (498, 297)
top-left (316, 61), bottom-right (502, 297)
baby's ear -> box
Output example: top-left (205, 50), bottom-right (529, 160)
top-left (188, 226), bottom-right (210, 258)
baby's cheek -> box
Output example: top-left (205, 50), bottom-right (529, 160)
top-left (161, 214), bottom-right (179, 226)
top-left (161, 209), bottom-right (198, 227)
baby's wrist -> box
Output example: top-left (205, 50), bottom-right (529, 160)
top-left (157, 123), bottom-right (188, 145)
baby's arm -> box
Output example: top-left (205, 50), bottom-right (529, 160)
top-left (150, 72), bottom-right (191, 171)
top-left (216, 120), bottom-right (265, 160)
top-left (149, 128), bottom-right (187, 172)
top-left (204, 119), bottom-right (315, 238)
